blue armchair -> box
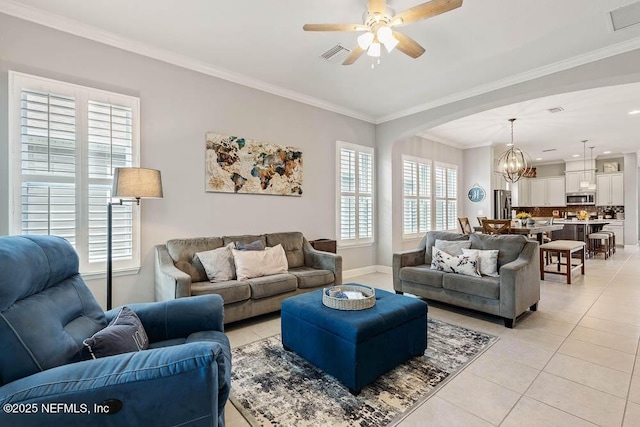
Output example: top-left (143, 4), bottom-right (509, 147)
top-left (0, 235), bottom-right (231, 426)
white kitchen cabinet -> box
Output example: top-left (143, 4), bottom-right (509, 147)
top-left (529, 177), bottom-right (565, 207)
top-left (596, 173), bottom-right (624, 205)
top-left (512, 179), bottom-right (530, 207)
top-left (530, 179), bottom-right (545, 206)
top-left (603, 220), bottom-right (624, 246)
top-left (547, 177), bottom-right (566, 206)
top-left (565, 171), bottom-right (595, 193)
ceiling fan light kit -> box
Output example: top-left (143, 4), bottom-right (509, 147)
top-left (303, 0), bottom-right (463, 66)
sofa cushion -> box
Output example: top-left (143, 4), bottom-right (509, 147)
top-left (399, 265), bottom-right (446, 288)
top-left (232, 245), bottom-right (289, 281)
top-left (431, 248), bottom-right (481, 277)
top-left (266, 232), bottom-right (305, 268)
top-left (167, 237), bottom-right (224, 282)
top-left (234, 240), bottom-right (265, 251)
top-left (435, 239), bottom-right (472, 256)
top-left (195, 243), bottom-right (236, 282)
top-left (462, 248), bottom-right (499, 277)
top-left (289, 267), bottom-right (334, 289)
top-left (190, 280), bottom-right (251, 304)
top-left (246, 274), bottom-right (297, 300)
top-left (442, 274), bottom-right (500, 299)
top-left (222, 234), bottom-right (266, 248)
top-left (469, 233), bottom-right (527, 269)
top-left (82, 306), bottom-right (149, 359)
top-left (422, 232), bottom-right (469, 264)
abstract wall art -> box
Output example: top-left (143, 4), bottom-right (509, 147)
top-left (205, 133), bottom-right (303, 196)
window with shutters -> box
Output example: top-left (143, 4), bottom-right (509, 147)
top-left (435, 162), bottom-right (458, 231)
top-left (336, 141), bottom-right (374, 247)
top-left (402, 156), bottom-right (431, 238)
top-left (8, 71), bottom-right (140, 277)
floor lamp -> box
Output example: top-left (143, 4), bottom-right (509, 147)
top-left (107, 167), bottom-right (163, 310)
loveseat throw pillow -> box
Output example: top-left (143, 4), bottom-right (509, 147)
top-left (462, 248), bottom-right (500, 277)
top-left (430, 247), bottom-right (481, 277)
top-left (232, 244), bottom-right (289, 280)
top-left (83, 306), bottom-right (149, 359)
top-left (195, 243), bottom-right (236, 282)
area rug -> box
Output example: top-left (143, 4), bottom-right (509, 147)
top-left (230, 318), bottom-right (497, 426)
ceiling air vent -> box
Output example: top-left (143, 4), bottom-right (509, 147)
top-left (542, 149), bottom-right (557, 153)
top-left (320, 44), bottom-right (351, 64)
top-left (610, 2), bottom-right (640, 31)
top-left (547, 107), bottom-right (564, 113)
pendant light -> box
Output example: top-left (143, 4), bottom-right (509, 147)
top-left (496, 118), bottom-right (532, 183)
top-left (579, 140), bottom-right (589, 190)
top-left (588, 146), bottom-right (596, 191)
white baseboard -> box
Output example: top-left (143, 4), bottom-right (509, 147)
top-left (343, 265), bottom-right (392, 279)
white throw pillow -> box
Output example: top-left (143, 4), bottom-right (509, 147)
top-left (435, 239), bottom-right (472, 256)
top-left (232, 244), bottom-right (289, 281)
top-left (462, 248), bottom-right (500, 277)
top-left (195, 244), bottom-right (236, 283)
top-left (430, 247), bottom-right (481, 277)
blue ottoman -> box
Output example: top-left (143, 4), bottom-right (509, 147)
top-left (281, 287), bottom-right (428, 394)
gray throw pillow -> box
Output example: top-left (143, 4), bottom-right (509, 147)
top-left (83, 306), bottom-right (149, 359)
top-left (435, 239), bottom-right (472, 256)
top-left (235, 240), bottom-right (265, 251)
top-left (195, 243), bottom-right (236, 282)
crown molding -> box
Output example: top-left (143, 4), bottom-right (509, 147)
top-left (0, 0), bottom-right (377, 124)
top-left (376, 36), bottom-right (640, 124)
top-left (3, 0), bottom-right (640, 128)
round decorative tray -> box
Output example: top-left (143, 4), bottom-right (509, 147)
top-left (322, 284), bottom-right (375, 311)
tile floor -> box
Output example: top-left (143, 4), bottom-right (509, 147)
top-left (225, 246), bottom-right (640, 426)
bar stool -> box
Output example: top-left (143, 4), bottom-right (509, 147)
top-left (600, 230), bottom-right (615, 255)
top-left (539, 240), bottom-right (586, 284)
top-left (588, 232), bottom-right (610, 259)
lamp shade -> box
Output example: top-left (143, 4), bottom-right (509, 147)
top-left (112, 167), bottom-right (163, 199)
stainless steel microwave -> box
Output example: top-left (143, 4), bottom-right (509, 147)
top-left (566, 192), bottom-right (596, 205)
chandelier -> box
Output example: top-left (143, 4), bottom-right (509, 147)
top-left (496, 118), bottom-right (532, 183)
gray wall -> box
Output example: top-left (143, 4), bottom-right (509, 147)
top-left (596, 157), bottom-right (624, 172)
top-left (534, 163), bottom-right (565, 178)
top-left (0, 14), bottom-right (376, 307)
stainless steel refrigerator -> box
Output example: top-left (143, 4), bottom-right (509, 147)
top-left (494, 190), bottom-right (512, 220)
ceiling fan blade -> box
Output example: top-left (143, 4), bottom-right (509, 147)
top-left (368, 0), bottom-right (387, 15)
top-left (392, 0), bottom-right (462, 25)
top-left (303, 23), bottom-right (368, 32)
top-left (393, 31), bottom-right (426, 58)
top-left (342, 46), bottom-right (365, 65)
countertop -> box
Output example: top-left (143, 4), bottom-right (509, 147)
top-left (553, 219), bottom-right (614, 225)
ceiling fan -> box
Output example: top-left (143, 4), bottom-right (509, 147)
top-left (303, 0), bottom-right (463, 65)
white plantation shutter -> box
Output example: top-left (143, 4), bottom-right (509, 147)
top-left (403, 157), bottom-right (431, 238)
top-left (435, 163), bottom-right (458, 231)
top-left (10, 72), bottom-right (140, 276)
top-left (20, 89), bottom-right (77, 244)
top-left (358, 152), bottom-right (373, 239)
top-left (337, 142), bottom-right (374, 246)
top-left (87, 101), bottom-right (134, 263)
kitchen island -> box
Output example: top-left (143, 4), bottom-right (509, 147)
top-left (551, 220), bottom-right (610, 243)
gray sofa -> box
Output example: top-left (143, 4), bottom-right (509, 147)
top-left (393, 231), bottom-right (540, 328)
top-left (155, 232), bottom-right (342, 324)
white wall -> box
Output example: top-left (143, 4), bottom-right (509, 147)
top-left (463, 146), bottom-right (492, 225)
top-left (0, 14), bottom-right (376, 308)
top-left (394, 136), bottom-right (464, 251)
top-left (624, 153), bottom-right (638, 246)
